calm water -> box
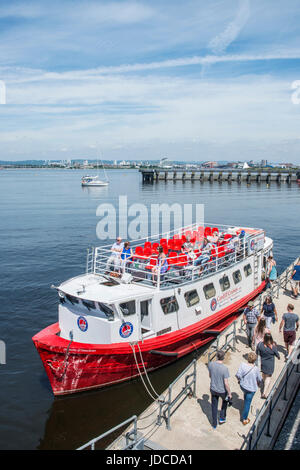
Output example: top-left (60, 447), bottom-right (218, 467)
top-left (0, 168), bottom-right (299, 450)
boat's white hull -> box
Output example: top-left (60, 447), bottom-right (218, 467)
top-left (82, 182), bottom-right (109, 187)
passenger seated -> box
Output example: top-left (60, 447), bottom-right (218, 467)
top-left (181, 235), bottom-right (196, 263)
top-left (194, 238), bottom-right (213, 272)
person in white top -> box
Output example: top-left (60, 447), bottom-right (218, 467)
top-left (106, 237), bottom-right (124, 272)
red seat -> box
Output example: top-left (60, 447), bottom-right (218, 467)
top-left (163, 246), bottom-right (169, 255)
top-left (217, 246), bottom-right (225, 258)
top-left (160, 238), bottom-right (167, 246)
top-left (145, 258), bottom-right (157, 270)
top-left (144, 241), bottom-right (152, 250)
top-left (211, 248), bottom-right (217, 258)
top-left (181, 235), bottom-right (187, 243)
top-left (144, 247), bottom-right (152, 257)
top-left (174, 239), bottom-right (183, 251)
top-left (224, 234), bottom-right (232, 240)
top-left (212, 227), bottom-right (219, 235)
top-left (204, 227), bottom-right (212, 237)
top-left (135, 246), bottom-right (143, 255)
top-left (167, 239), bottom-right (175, 250)
top-left (152, 242), bottom-right (159, 251)
top-left (176, 254), bottom-right (188, 267)
top-left (169, 251), bottom-right (177, 258)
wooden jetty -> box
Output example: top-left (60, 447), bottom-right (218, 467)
top-left (140, 168), bottom-right (300, 184)
top-left (106, 258), bottom-right (300, 451)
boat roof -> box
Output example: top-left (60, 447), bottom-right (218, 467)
top-left (59, 273), bottom-right (152, 303)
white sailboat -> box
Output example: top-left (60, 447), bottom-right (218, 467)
top-left (81, 152), bottom-right (109, 187)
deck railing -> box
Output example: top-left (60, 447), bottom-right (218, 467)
top-left (86, 223), bottom-right (266, 290)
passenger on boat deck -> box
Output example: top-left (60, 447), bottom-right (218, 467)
top-left (208, 231), bottom-right (220, 244)
top-left (194, 238), bottom-right (213, 268)
top-left (152, 246), bottom-right (168, 283)
top-left (181, 236), bottom-right (196, 262)
top-left (105, 237), bottom-right (124, 272)
top-left (119, 241), bottom-right (133, 273)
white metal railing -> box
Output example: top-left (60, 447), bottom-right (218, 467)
top-left (86, 223), bottom-right (266, 290)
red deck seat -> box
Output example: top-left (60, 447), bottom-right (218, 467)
top-left (144, 241), bottom-right (152, 250)
top-left (204, 227), bottom-right (212, 237)
top-left (160, 238), bottom-right (167, 246)
top-left (145, 258), bottom-right (157, 270)
top-left (167, 239), bottom-right (175, 250)
top-left (176, 254), bottom-right (188, 267)
top-left (169, 251), bottom-right (177, 258)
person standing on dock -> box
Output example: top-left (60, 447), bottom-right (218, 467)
top-left (279, 304), bottom-right (299, 359)
top-left (243, 301), bottom-right (260, 347)
top-left (256, 333), bottom-right (280, 399)
top-left (235, 352), bottom-right (262, 426)
top-left (208, 350), bottom-right (232, 429)
top-left (290, 261), bottom-right (300, 299)
top-left (261, 296), bottom-right (278, 329)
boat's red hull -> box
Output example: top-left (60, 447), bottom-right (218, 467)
top-left (32, 282), bottom-right (265, 395)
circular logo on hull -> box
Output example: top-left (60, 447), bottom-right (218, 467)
top-left (119, 322), bottom-right (133, 339)
top-left (210, 298), bottom-right (217, 311)
top-left (77, 316), bottom-right (88, 332)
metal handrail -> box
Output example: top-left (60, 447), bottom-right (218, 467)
top-left (244, 340), bottom-right (300, 450)
top-left (157, 359), bottom-right (197, 430)
top-left (77, 415), bottom-right (138, 450)
top-left (207, 320), bottom-right (238, 363)
top-left (89, 231), bottom-right (265, 290)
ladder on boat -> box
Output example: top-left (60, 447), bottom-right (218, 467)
top-left (253, 252), bottom-right (260, 289)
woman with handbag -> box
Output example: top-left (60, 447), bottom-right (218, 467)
top-left (236, 352), bottom-right (262, 425)
top-left (256, 333), bottom-right (280, 399)
top-left (261, 296), bottom-right (278, 329)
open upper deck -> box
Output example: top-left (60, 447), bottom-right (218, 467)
top-left (85, 222), bottom-right (269, 291)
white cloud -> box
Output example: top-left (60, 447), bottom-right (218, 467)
top-left (208, 0), bottom-right (250, 54)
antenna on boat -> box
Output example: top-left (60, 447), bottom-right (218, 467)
top-left (96, 142), bottom-right (109, 182)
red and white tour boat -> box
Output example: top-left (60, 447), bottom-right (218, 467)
top-left (32, 222), bottom-right (271, 395)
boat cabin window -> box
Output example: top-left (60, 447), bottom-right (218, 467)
top-left (98, 302), bottom-right (115, 320)
top-left (233, 270), bottom-right (242, 284)
top-left (219, 275), bottom-right (230, 292)
top-left (120, 300), bottom-right (136, 316)
top-left (82, 299), bottom-right (96, 310)
top-left (203, 283), bottom-right (216, 300)
top-left (184, 289), bottom-right (200, 307)
top-left (65, 294), bottom-right (79, 305)
top-left (160, 296), bottom-right (179, 314)
top-left (244, 264), bottom-right (252, 277)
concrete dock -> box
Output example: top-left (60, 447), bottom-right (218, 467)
top-left (107, 259), bottom-right (300, 451)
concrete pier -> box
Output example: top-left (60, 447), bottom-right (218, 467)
top-left (140, 168), bottom-right (300, 184)
top-left (108, 258), bottom-right (300, 451)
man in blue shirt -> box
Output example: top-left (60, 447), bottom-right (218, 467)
top-left (290, 261), bottom-right (300, 299)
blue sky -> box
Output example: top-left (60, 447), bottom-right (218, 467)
top-left (0, 0), bottom-right (300, 162)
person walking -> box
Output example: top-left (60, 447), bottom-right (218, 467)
top-left (252, 317), bottom-right (270, 350)
top-left (261, 296), bottom-right (278, 329)
top-left (208, 350), bottom-right (232, 429)
top-left (267, 256), bottom-right (277, 285)
top-left (235, 352), bottom-right (262, 425)
top-left (290, 261), bottom-right (300, 299)
top-left (256, 333), bottom-right (280, 399)
top-left (243, 301), bottom-right (260, 347)
top-left (279, 304), bottom-right (299, 359)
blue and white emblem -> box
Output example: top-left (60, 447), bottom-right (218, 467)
top-left (210, 298), bottom-right (217, 311)
top-left (119, 322), bottom-right (133, 339)
top-left (77, 316), bottom-right (88, 332)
